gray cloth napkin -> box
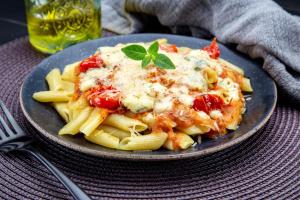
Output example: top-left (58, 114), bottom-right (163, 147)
top-left (102, 0), bottom-right (300, 103)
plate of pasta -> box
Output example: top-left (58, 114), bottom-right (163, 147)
top-left (20, 34), bottom-right (277, 160)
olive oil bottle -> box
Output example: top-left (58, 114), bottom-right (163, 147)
top-left (25, 0), bottom-right (101, 54)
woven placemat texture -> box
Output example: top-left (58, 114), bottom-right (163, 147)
top-left (0, 37), bottom-right (299, 200)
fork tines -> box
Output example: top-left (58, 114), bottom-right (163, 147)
top-left (0, 100), bottom-right (27, 141)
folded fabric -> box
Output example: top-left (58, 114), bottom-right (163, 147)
top-left (102, 0), bottom-right (300, 104)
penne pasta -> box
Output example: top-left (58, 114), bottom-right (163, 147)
top-left (67, 96), bottom-right (89, 120)
top-left (157, 38), bottom-right (168, 45)
top-left (33, 39), bottom-right (253, 152)
top-left (177, 133), bottom-right (195, 149)
top-left (85, 130), bottom-right (119, 149)
top-left (53, 102), bottom-right (70, 122)
top-left (226, 122), bottom-right (238, 130)
top-left (140, 113), bottom-right (155, 127)
top-left (58, 107), bottom-right (92, 135)
top-left (203, 67), bottom-right (218, 84)
top-left (103, 114), bottom-right (148, 132)
top-left (224, 100), bottom-right (244, 130)
top-left (219, 58), bottom-right (244, 75)
top-left (33, 91), bottom-right (72, 102)
top-left (46, 68), bottom-right (63, 91)
top-left (97, 125), bottom-right (130, 139)
top-left (62, 81), bottom-right (75, 92)
top-left (164, 132), bottom-right (194, 150)
top-left (177, 125), bottom-right (210, 136)
top-left (79, 108), bottom-right (108, 136)
top-left (61, 61), bottom-right (80, 82)
top-left (240, 77), bottom-right (253, 92)
top-left (119, 132), bottom-right (168, 151)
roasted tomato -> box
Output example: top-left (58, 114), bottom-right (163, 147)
top-left (79, 54), bottom-right (104, 73)
top-left (87, 86), bottom-right (121, 110)
top-left (202, 38), bottom-right (220, 59)
top-left (193, 94), bottom-right (224, 114)
top-left (160, 44), bottom-right (178, 53)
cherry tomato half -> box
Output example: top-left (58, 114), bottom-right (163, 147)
top-left (193, 94), bottom-right (224, 114)
top-left (79, 54), bottom-right (104, 73)
top-left (87, 86), bottom-right (121, 110)
top-left (202, 38), bottom-right (220, 59)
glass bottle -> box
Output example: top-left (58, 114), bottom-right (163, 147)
top-left (24, 0), bottom-right (101, 54)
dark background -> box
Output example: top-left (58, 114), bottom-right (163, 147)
top-left (0, 0), bottom-right (299, 45)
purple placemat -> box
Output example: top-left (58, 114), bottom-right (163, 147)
top-left (0, 36), bottom-right (299, 200)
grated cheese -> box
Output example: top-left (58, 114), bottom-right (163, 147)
top-left (79, 42), bottom-right (240, 113)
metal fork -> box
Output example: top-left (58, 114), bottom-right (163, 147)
top-left (0, 100), bottom-right (91, 200)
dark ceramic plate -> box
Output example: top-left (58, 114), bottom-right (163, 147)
top-left (20, 34), bottom-right (277, 161)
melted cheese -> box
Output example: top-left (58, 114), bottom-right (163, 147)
top-left (170, 86), bottom-right (194, 106)
top-left (217, 77), bottom-right (240, 101)
top-left (154, 96), bottom-right (174, 113)
top-left (80, 67), bottom-right (113, 91)
top-left (210, 110), bottom-right (223, 119)
top-left (79, 42), bottom-right (240, 114)
top-left (123, 93), bottom-right (155, 113)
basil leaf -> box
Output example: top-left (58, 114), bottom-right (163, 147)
top-left (122, 42), bottom-right (176, 70)
top-left (147, 41), bottom-right (159, 56)
top-left (153, 53), bottom-right (176, 69)
top-left (142, 55), bottom-right (151, 68)
top-left (121, 45), bottom-right (147, 60)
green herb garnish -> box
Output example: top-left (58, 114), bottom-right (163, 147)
top-left (194, 66), bottom-right (201, 71)
top-left (121, 41), bottom-right (175, 69)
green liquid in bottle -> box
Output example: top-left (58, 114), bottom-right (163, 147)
top-left (25, 0), bottom-right (101, 54)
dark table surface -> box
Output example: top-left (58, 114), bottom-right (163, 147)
top-left (0, 0), bottom-right (299, 45)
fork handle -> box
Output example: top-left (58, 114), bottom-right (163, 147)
top-left (24, 146), bottom-right (91, 200)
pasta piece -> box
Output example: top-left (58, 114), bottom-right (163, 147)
top-left (33, 91), bottom-right (72, 102)
top-left (53, 103), bottom-right (70, 122)
top-left (103, 114), bottom-right (148, 132)
top-left (85, 130), bottom-right (119, 149)
top-left (62, 81), bottom-right (75, 92)
top-left (68, 96), bottom-right (89, 111)
top-left (226, 122), bottom-right (238, 130)
top-left (219, 58), bottom-right (244, 75)
top-left (32, 39), bottom-right (253, 152)
top-left (58, 107), bottom-right (92, 135)
top-left (46, 68), bottom-right (63, 91)
top-left (79, 108), bottom-right (108, 136)
top-left (45, 69), bottom-right (73, 122)
top-left (61, 61), bottom-right (80, 82)
top-left (157, 38), bottom-right (168, 45)
top-left (67, 96), bottom-right (89, 120)
top-left (140, 113), bottom-right (155, 127)
top-left (164, 133), bottom-right (194, 150)
top-left (178, 125), bottom-right (210, 136)
top-left (119, 132), bottom-right (168, 151)
top-left (97, 125), bottom-right (130, 139)
top-left (240, 77), bottom-right (253, 92)
top-left (224, 100), bottom-right (244, 130)
top-left (203, 67), bottom-right (218, 84)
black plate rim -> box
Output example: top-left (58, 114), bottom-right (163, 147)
top-left (20, 33), bottom-right (277, 161)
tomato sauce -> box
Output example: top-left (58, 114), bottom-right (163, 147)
top-left (159, 44), bottom-right (178, 53)
top-left (202, 38), bottom-right (220, 59)
top-left (168, 131), bottom-right (180, 150)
